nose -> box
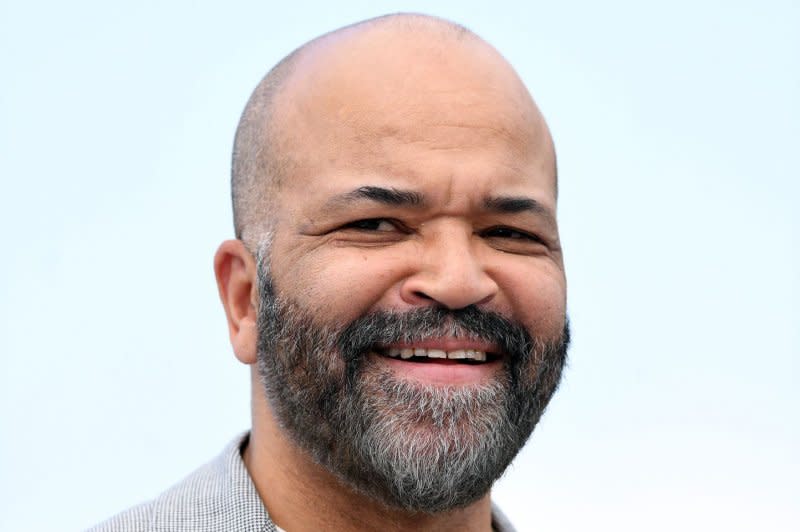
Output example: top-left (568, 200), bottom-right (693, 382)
top-left (399, 228), bottom-right (498, 310)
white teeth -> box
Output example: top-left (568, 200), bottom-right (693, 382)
top-left (383, 348), bottom-right (490, 361)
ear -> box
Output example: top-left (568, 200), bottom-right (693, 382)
top-left (214, 240), bottom-right (259, 365)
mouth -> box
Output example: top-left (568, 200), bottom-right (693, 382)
top-left (374, 346), bottom-right (501, 365)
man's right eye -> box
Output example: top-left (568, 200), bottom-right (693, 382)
top-left (344, 219), bottom-right (399, 232)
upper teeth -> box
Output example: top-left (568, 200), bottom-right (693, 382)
top-left (386, 347), bottom-right (488, 361)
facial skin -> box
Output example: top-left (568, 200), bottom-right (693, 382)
top-left (215, 14), bottom-right (568, 532)
top-left (267, 25), bottom-right (566, 384)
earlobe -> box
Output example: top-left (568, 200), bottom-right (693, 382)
top-left (214, 240), bottom-right (259, 365)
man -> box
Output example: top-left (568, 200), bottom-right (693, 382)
top-left (91, 12), bottom-right (569, 532)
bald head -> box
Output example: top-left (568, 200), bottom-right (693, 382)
top-left (231, 13), bottom-right (553, 249)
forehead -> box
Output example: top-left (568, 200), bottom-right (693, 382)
top-left (271, 26), bottom-right (556, 208)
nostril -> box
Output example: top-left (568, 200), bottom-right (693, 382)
top-left (400, 267), bottom-right (498, 310)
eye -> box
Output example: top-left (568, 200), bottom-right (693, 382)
top-left (483, 226), bottom-right (542, 243)
top-left (344, 218), bottom-right (400, 232)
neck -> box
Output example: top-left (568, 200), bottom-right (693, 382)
top-left (243, 371), bottom-right (494, 532)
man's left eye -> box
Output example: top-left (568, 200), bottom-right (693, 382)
top-left (346, 219), bottom-right (398, 232)
top-left (483, 227), bottom-right (541, 242)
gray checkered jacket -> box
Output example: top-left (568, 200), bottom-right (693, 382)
top-left (88, 432), bottom-right (515, 531)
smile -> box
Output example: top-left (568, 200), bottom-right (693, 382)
top-left (374, 346), bottom-right (501, 364)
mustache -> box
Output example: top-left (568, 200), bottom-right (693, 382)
top-left (336, 305), bottom-right (536, 365)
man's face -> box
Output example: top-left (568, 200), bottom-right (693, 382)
top-left (255, 34), bottom-right (568, 511)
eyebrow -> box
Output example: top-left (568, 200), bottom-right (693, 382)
top-left (323, 186), bottom-right (555, 224)
top-left (483, 195), bottom-right (549, 216)
top-left (326, 186), bottom-right (426, 208)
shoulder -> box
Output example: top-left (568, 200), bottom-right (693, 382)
top-left (86, 500), bottom-right (154, 532)
top-left (86, 453), bottom-right (228, 532)
top-left (87, 433), bottom-right (275, 532)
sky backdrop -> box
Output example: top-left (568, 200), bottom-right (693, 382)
top-left (1, 1), bottom-right (798, 530)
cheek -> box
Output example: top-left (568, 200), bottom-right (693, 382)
top-left (494, 261), bottom-right (567, 339)
top-left (272, 236), bottom-right (566, 337)
top-left (275, 250), bottom-right (404, 323)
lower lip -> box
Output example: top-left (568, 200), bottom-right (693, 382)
top-left (371, 353), bottom-right (503, 386)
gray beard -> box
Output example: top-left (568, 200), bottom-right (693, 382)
top-left (255, 267), bottom-right (569, 513)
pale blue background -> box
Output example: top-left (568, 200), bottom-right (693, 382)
top-left (1, 1), bottom-right (797, 530)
